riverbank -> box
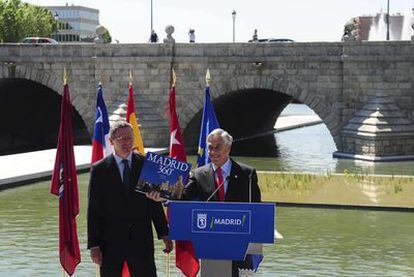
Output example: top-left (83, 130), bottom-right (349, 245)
top-left (258, 171), bottom-right (414, 210)
top-left (0, 145), bottom-right (166, 190)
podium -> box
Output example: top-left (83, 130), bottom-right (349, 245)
top-left (169, 201), bottom-right (275, 276)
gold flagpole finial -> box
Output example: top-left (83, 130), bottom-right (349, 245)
top-left (205, 69), bottom-right (211, 86)
top-left (129, 70), bottom-right (133, 85)
top-left (63, 68), bottom-right (67, 85)
top-left (172, 68), bottom-right (176, 87)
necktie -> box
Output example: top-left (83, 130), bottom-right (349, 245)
top-left (215, 167), bottom-right (225, 201)
top-left (122, 159), bottom-right (131, 187)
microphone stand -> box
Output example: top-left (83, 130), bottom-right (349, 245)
top-left (206, 182), bottom-right (224, 202)
top-left (206, 176), bottom-right (229, 202)
top-left (248, 171), bottom-right (253, 203)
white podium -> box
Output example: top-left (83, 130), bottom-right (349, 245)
top-left (201, 243), bottom-right (263, 277)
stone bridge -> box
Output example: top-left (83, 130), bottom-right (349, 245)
top-left (1, 41), bottom-right (414, 161)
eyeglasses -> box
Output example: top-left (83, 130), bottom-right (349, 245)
top-left (114, 136), bottom-right (134, 142)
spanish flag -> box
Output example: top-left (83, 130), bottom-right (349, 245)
top-left (126, 73), bottom-right (145, 155)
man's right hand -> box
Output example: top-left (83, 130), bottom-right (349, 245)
top-left (146, 191), bottom-right (167, 202)
top-left (90, 247), bottom-right (102, 266)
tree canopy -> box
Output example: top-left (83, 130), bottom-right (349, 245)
top-left (0, 0), bottom-right (56, 42)
top-left (103, 28), bottom-right (112, 44)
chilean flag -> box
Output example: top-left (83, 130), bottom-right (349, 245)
top-left (91, 84), bottom-right (111, 164)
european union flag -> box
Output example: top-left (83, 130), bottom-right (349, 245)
top-left (197, 86), bottom-right (220, 167)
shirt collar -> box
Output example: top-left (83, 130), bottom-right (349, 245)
top-left (212, 158), bottom-right (231, 175)
top-left (113, 152), bottom-right (132, 164)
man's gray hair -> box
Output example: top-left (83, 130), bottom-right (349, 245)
top-left (207, 128), bottom-right (233, 145)
top-left (109, 120), bottom-right (133, 139)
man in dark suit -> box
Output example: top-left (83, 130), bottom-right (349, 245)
top-left (147, 128), bottom-right (261, 276)
top-left (87, 120), bottom-right (172, 277)
top-left (183, 128), bottom-right (261, 276)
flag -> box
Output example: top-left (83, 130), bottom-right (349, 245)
top-left (50, 71), bottom-right (81, 276)
top-left (91, 83), bottom-right (111, 163)
top-left (123, 73), bottom-right (146, 276)
top-left (197, 70), bottom-right (220, 167)
top-left (195, 71), bottom-right (264, 271)
top-left (169, 70), bottom-right (200, 277)
top-left (126, 77), bottom-right (145, 155)
top-left (253, 254), bottom-right (264, 272)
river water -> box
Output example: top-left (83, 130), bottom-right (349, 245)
top-left (231, 104), bottom-right (414, 176)
top-left (1, 104), bottom-right (414, 276)
top-left (1, 178), bottom-right (413, 276)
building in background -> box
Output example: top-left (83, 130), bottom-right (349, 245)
top-left (345, 13), bottom-right (406, 41)
top-left (45, 4), bottom-right (99, 43)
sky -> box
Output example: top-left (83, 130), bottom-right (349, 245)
top-left (25, 0), bottom-right (414, 43)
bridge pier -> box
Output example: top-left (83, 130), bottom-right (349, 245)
top-left (334, 94), bottom-right (414, 161)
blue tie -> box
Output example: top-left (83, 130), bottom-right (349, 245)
top-left (122, 159), bottom-right (130, 187)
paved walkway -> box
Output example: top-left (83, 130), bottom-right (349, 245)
top-left (274, 115), bottom-right (322, 132)
top-left (0, 115), bottom-right (322, 189)
top-left (0, 146), bottom-right (166, 189)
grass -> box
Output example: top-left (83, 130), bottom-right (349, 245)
top-left (258, 171), bottom-right (414, 208)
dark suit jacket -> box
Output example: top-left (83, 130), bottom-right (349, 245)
top-left (183, 158), bottom-right (261, 203)
top-left (87, 152), bottom-right (168, 262)
top-left (183, 159), bottom-right (261, 275)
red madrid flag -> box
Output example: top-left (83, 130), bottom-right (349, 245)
top-left (169, 75), bottom-right (200, 277)
top-left (50, 74), bottom-right (81, 276)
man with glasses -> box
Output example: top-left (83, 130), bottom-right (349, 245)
top-left (87, 120), bottom-right (172, 276)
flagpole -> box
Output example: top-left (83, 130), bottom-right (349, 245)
top-left (166, 70), bottom-right (173, 277)
top-left (166, 252), bottom-right (170, 277)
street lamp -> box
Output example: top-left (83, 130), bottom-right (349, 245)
top-left (54, 12), bottom-right (59, 41)
top-left (386, 0), bottom-right (390, 40)
top-left (151, 0), bottom-right (153, 32)
top-left (232, 10), bottom-right (236, 42)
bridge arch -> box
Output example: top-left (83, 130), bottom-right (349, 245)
top-left (0, 64), bottom-right (90, 154)
top-left (182, 74), bottom-right (341, 152)
top-left (0, 63), bottom-right (90, 123)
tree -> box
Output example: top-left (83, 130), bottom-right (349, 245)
top-left (102, 28), bottom-right (112, 44)
top-left (0, 0), bottom-right (57, 42)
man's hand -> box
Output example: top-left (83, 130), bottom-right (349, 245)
top-left (162, 236), bottom-right (173, 253)
top-left (90, 247), bottom-right (102, 266)
top-left (146, 191), bottom-right (167, 202)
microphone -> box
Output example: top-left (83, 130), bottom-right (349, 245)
top-left (248, 171), bottom-right (254, 203)
top-left (206, 176), bottom-right (230, 202)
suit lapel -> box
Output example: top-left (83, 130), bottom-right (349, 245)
top-left (226, 159), bottom-right (240, 201)
top-left (131, 153), bottom-right (144, 192)
top-left (107, 154), bottom-right (128, 198)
